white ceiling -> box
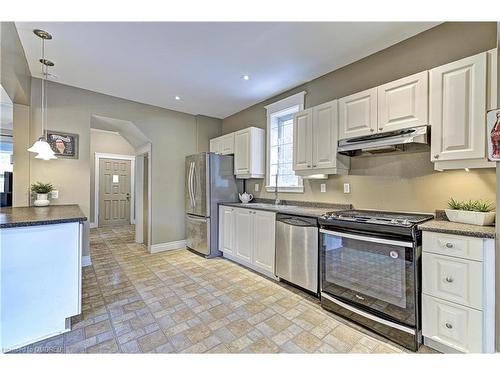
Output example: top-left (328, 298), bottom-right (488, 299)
top-left (15, 22), bottom-right (439, 119)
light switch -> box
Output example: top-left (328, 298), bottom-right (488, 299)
top-left (51, 190), bottom-right (59, 199)
top-left (320, 183), bottom-right (326, 193)
top-left (343, 183), bottom-right (350, 194)
top-left (255, 183), bottom-right (259, 192)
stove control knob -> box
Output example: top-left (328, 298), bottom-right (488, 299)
top-left (390, 219), bottom-right (398, 224)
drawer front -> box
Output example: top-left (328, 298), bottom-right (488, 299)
top-left (422, 253), bottom-right (483, 309)
top-left (422, 294), bottom-right (483, 353)
top-left (422, 231), bottom-right (483, 261)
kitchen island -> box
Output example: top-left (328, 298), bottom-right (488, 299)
top-left (0, 204), bottom-right (86, 352)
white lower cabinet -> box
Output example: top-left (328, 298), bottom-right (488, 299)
top-left (219, 205), bottom-right (276, 277)
top-left (421, 231), bottom-right (495, 353)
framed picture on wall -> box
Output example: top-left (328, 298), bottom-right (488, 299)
top-left (46, 130), bottom-right (79, 159)
top-left (487, 108), bottom-right (500, 162)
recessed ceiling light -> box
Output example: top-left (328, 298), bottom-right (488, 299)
top-left (241, 74), bottom-right (250, 81)
top-left (175, 96), bottom-right (181, 100)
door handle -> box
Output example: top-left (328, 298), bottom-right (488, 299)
top-left (191, 163), bottom-right (197, 206)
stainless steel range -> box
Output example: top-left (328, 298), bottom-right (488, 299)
top-left (318, 210), bottom-right (433, 351)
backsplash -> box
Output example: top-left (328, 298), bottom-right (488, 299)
top-left (243, 152), bottom-right (496, 214)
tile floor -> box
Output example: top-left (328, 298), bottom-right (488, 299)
top-left (12, 225), bottom-right (436, 354)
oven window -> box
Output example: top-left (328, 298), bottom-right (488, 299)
top-left (322, 233), bottom-right (415, 320)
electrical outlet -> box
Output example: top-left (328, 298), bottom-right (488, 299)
top-left (343, 183), bottom-right (350, 194)
top-left (51, 190), bottom-right (59, 199)
top-left (255, 183), bottom-right (259, 192)
top-left (320, 183), bottom-right (326, 193)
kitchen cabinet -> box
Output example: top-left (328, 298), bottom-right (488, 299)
top-left (219, 205), bottom-right (276, 278)
top-left (338, 88), bottom-right (377, 140)
top-left (377, 71), bottom-right (428, 132)
top-left (421, 231), bottom-right (495, 353)
top-left (293, 100), bottom-right (349, 175)
top-left (209, 133), bottom-right (234, 155)
top-left (430, 49), bottom-right (497, 170)
top-left (234, 127), bottom-right (265, 179)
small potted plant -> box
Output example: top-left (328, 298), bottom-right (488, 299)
top-left (31, 182), bottom-right (54, 207)
top-left (445, 198), bottom-right (495, 226)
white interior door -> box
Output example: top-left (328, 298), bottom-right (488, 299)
top-left (430, 52), bottom-right (487, 161)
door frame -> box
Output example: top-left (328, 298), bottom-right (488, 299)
top-left (94, 152), bottom-right (135, 228)
top-left (134, 142), bottom-right (152, 249)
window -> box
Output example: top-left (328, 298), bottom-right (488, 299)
top-left (265, 92), bottom-right (305, 192)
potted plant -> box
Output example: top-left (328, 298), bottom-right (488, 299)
top-left (445, 198), bottom-right (495, 226)
top-left (31, 182), bottom-right (54, 207)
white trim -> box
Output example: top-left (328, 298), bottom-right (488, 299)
top-left (135, 142), bottom-right (151, 156)
top-left (90, 128), bottom-right (120, 135)
top-left (89, 222), bottom-right (97, 229)
top-left (265, 92), bottom-right (306, 192)
top-left (134, 143), bottom-right (152, 248)
top-left (94, 152), bottom-right (135, 228)
top-left (150, 240), bottom-right (187, 254)
top-left (81, 255), bottom-right (92, 267)
top-left (223, 252), bottom-right (279, 281)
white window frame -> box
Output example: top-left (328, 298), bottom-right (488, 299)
top-left (264, 91), bottom-right (306, 193)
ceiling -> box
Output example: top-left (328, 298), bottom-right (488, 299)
top-left (15, 22), bottom-right (439, 119)
top-left (91, 115), bottom-right (150, 149)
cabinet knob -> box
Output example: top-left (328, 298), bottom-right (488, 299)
top-left (307, 165), bottom-right (311, 168)
top-left (445, 323), bottom-right (453, 329)
top-left (434, 154), bottom-right (440, 159)
top-left (379, 128), bottom-right (383, 131)
top-left (313, 165), bottom-right (317, 168)
top-left (445, 276), bottom-right (453, 283)
top-left (445, 242), bottom-right (453, 248)
top-left (370, 129), bottom-right (375, 132)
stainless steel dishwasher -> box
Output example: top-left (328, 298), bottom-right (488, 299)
top-left (275, 213), bottom-right (319, 294)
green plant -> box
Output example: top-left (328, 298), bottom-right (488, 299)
top-left (31, 182), bottom-right (54, 194)
top-left (447, 198), bottom-right (493, 212)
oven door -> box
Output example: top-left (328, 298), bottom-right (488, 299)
top-left (320, 228), bottom-right (417, 327)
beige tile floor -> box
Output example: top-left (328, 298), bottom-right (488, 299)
top-left (12, 225), bottom-right (436, 354)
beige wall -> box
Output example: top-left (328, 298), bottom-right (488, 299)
top-left (12, 104), bottom-right (30, 206)
top-left (89, 129), bottom-right (135, 223)
top-left (26, 78), bottom-right (218, 256)
top-left (222, 22), bottom-right (497, 212)
top-left (0, 22), bottom-right (31, 105)
top-left (195, 115), bottom-right (222, 152)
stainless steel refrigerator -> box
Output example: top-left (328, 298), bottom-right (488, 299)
top-left (185, 152), bottom-right (241, 258)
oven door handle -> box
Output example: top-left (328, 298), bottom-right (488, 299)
top-left (319, 229), bottom-right (413, 248)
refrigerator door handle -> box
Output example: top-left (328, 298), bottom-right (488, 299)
top-left (188, 161), bottom-right (195, 207)
top-left (191, 162), bottom-right (197, 207)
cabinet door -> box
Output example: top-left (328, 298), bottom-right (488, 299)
top-left (430, 52), bottom-right (487, 162)
top-left (312, 100), bottom-right (338, 169)
top-left (252, 210), bottom-right (276, 274)
top-left (234, 208), bottom-right (253, 263)
top-left (209, 138), bottom-right (220, 154)
top-left (220, 133), bottom-right (235, 155)
top-left (377, 71), bottom-right (428, 132)
top-left (234, 130), bottom-right (250, 174)
top-left (219, 206), bottom-right (235, 254)
top-left (293, 109), bottom-right (313, 171)
top-left (338, 88), bottom-right (377, 139)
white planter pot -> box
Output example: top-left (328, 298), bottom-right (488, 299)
top-left (445, 209), bottom-right (495, 226)
top-left (34, 193), bottom-right (50, 207)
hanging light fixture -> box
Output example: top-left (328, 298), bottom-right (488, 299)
top-left (27, 29), bottom-right (56, 160)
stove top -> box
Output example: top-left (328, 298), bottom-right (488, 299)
top-left (319, 209), bottom-right (434, 228)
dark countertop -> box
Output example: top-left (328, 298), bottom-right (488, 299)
top-left (418, 219), bottom-right (495, 239)
top-left (0, 204), bottom-right (87, 229)
top-left (220, 199), bottom-right (352, 218)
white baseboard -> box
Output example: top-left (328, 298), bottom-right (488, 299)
top-left (150, 240), bottom-right (187, 254)
top-left (82, 255), bottom-right (92, 267)
top-left (89, 222), bottom-right (97, 229)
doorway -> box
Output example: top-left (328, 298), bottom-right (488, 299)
top-left (94, 153), bottom-right (135, 227)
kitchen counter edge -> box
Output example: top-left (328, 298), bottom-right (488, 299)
top-left (0, 204), bottom-right (88, 229)
top-left (418, 219), bottom-right (495, 239)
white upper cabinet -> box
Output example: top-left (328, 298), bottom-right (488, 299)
top-left (234, 127), bottom-right (265, 179)
top-left (377, 71), bottom-right (429, 132)
top-left (293, 100), bottom-right (349, 175)
top-left (430, 52), bottom-right (487, 163)
top-left (338, 88), bottom-right (377, 140)
top-left (292, 108), bottom-right (313, 171)
top-left (210, 133), bottom-right (234, 155)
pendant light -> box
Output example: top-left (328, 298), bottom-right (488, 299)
top-left (27, 29), bottom-right (56, 160)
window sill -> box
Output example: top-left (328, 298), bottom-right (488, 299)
top-left (265, 186), bottom-right (304, 193)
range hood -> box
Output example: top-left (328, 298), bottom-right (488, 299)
top-left (338, 126), bottom-right (430, 157)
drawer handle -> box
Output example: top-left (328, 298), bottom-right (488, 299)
top-left (445, 242), bottom-right (454, 248)
top-left (445, 276), bottom-right (453, 283)
top-left (445, 323), bottom-right (453, 329)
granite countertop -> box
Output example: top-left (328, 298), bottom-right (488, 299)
top-left (418, 219), bottom-right (495, 239)
top-left (220, 199), bottom-right (352, 218)
top-left (0, 204), bottom-right (87, 229)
